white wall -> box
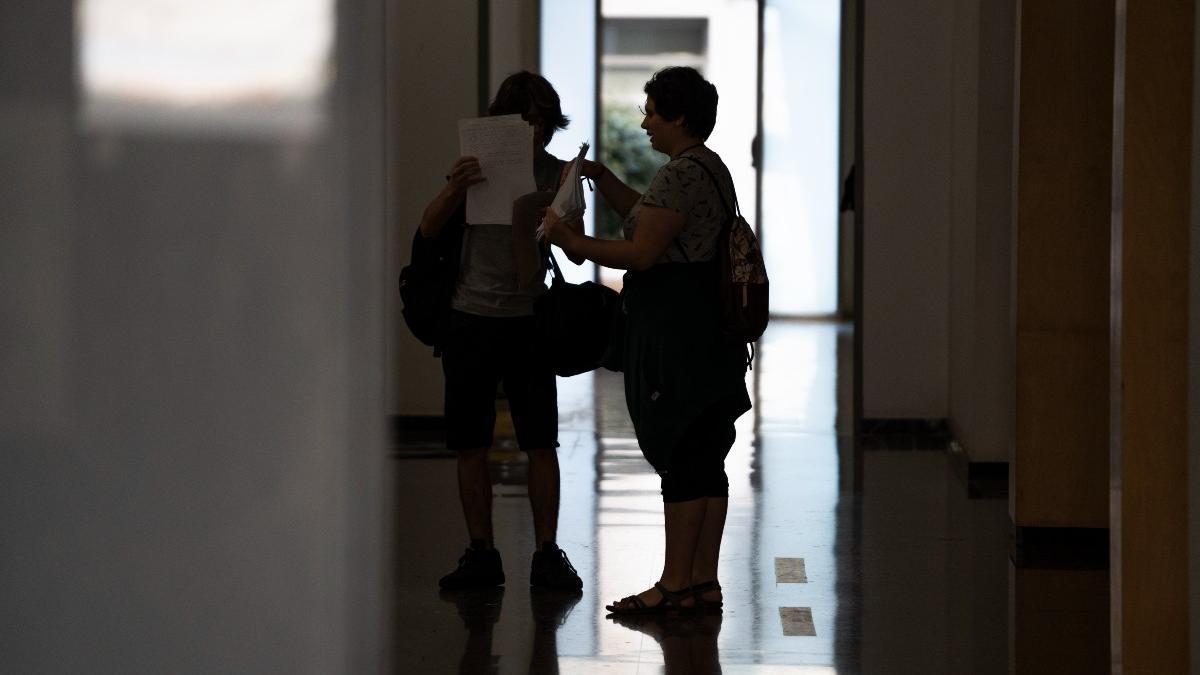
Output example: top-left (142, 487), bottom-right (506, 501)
top-left (0, 1), bottom-right (388, 671)
top-left (960, 0), bottom-right (1016, 462)
top-left (862, 0), bottom-right (1015, 451)
top-left (490, 0), bottom-right (540, 93)
top-left (862, 0), bottom-right (953, 418)
top-left (388, 1), bottom-right (479, 416)
top-left (946, 0), bottom-right (1015, 463)
top-left (948, 0), bottom-right (981, 440)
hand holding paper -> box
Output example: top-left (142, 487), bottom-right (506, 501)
top-left (550, 142), bottom-right (590, 220)
top-left (458, 115), bottom-right (536, 225)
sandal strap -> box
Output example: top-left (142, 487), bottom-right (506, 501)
top-left (692, 580), bottom-right (722, 593)
top-left (617, 594), bottom-right (646, 610)
top-left (653, 581), bottom-right (692, 607)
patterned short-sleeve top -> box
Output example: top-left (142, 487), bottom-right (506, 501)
top-left (623, 145), bottom-right (737, 264)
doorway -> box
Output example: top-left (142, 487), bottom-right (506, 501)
top-left (541, 0), bottom-right (843, 312)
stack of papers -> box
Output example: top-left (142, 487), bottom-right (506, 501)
top-left (551, 142), bottom-right (590, 220)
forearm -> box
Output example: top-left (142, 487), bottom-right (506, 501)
top-left (561, 232), bottom-right (655, 272)
top-left (593, 169), bottom-right (642, 219)
top-left (418, 183), bottom-right (465, 238)
top-left (564, 248), bottom-right (587, 266)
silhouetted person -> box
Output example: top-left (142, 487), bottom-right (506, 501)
top-left (419, 71), bottom-right (582, 592)
top-left (544, 66), bottom-right (749, 614)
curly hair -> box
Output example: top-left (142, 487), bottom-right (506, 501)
top-left (487, 71), bottom-right (570, 147)
top-left (643, 66), bottom-right (719, 141)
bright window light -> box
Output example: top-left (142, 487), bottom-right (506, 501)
top-left (78, 0), bottom-right (334, 135)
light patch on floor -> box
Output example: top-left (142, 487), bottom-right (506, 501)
top-left (775, 557), bottom-right (808, 583)
top-left (779, 607), bottom-right (816, 636)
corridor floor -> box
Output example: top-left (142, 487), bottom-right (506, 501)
top-left (391, 321), bottom-right (1099, 673)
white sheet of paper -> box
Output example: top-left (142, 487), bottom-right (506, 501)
top-left (458, 115), bottom-right (535, 225)
top-left (551, 142), bottom-right (589, 219)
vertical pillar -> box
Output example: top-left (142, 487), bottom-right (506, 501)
top-left (1111, 1), bottom-right (1193, 671)
top-left (1012, 2), bottom-right (1113, 536)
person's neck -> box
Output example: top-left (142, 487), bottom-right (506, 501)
top-left (669, 139), bottom-right (704, 158)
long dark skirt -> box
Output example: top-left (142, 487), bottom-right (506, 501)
top-left (620, 262), bottom-right (751, 474)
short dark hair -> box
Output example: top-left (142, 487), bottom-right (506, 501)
top-left (643, 66), bottom-right (719, 141)
top-left (488, 71), bottom-right (569, 147)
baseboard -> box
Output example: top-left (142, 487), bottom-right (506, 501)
top-left (392, 415), bottom-right (446, 446)
top-left (948, 439), bottom-right (1009, 499)
top-left (859, 417), bottom-right (951, 450)
top-left (860, 417), bottom-right (951, 435)
top-left (1011, 524), bottom-right (1109, 570)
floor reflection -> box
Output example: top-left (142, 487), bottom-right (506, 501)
top-left (529, 590), bottom-right (584, 674)
top-left (393, 321), bottom-right (1077, 673)
top-left (439, 588), bottom-right (506, 674)
top-left (607, 613), bottom-right (724, 674)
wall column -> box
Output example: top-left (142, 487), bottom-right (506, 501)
top-left (1012, 1), bottom-right (1113, 536)
top-left (1111, 1), bottom-right (1193, 671)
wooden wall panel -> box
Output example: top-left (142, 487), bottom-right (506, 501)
top-left (1012, 1), bottom-right (1114, 528)
top-left (1112, 1), bottom-right (1193, 670)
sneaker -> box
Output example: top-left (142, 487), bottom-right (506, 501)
top-left (529, 545), bottom-right (583, 591)
top-left (439, 547), bottom-right (505, 590)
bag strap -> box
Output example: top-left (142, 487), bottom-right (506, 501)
top-left (672, 154), bottom-right (734, 264)
top-left (680, 155), bottom-right (740, 221)
top-left (542, 242), bottom-right (566, 287)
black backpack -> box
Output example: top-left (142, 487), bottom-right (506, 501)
top-left (398, 205), bottom-right (465, 354)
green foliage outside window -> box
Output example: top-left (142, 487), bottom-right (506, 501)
top-left (596, 104), bottom-right (664, 240)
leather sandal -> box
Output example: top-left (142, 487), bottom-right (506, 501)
top-left (605, 581), bottom-right (692, 615)
top-left (691, 580), bottom-right (723, 612)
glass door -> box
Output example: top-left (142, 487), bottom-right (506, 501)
top-left (760, 0), bottom-right (841, 315)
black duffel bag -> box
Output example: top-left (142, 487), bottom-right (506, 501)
top-left (534, 249), bottom-right (620, 377)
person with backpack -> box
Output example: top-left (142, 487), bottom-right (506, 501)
top-left (543, 66), bottom-right (757, 614)
top-left (416, 71), bottom-right (582, 592)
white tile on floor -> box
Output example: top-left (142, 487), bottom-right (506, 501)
top-left (779, 607), bottom-right (817, 637)
top-left (775, 557), bottom-right (809, 583)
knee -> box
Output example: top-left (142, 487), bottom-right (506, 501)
top-left (661, 465), bottom-right (728, 503)
top-left (525, 447), bottom-right (558, 466)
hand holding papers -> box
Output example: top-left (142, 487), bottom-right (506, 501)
top-left (551, 142), bottom-right (590, 220)
top-left (458, 115), bottom-right (536, 225)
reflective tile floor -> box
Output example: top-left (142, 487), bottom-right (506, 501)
top-left (392, 321), bottom-right (1106, 673)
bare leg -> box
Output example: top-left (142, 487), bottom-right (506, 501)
top-left (525, 447), bottom-right (560, 546)
top-left (661, 499), bottom-right (707, 589)
top-left (608, 498), bottom-right (707, 610)
top-left (456, 447), bottom-right (494, 544)
top-left (690, 497), bottom-right (728, 603)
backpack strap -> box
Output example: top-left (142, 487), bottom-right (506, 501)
top-left (680, 155), bottom-right (740, 221)
top-left (680, 155), bottom-right (760, 366)
top-left (675, 155), bottom-right (736, 264)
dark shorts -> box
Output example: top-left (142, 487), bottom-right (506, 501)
top-left (660, 401), bottom-right (739, 503)
top-left (441, 309), bottom-right (558, 451)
